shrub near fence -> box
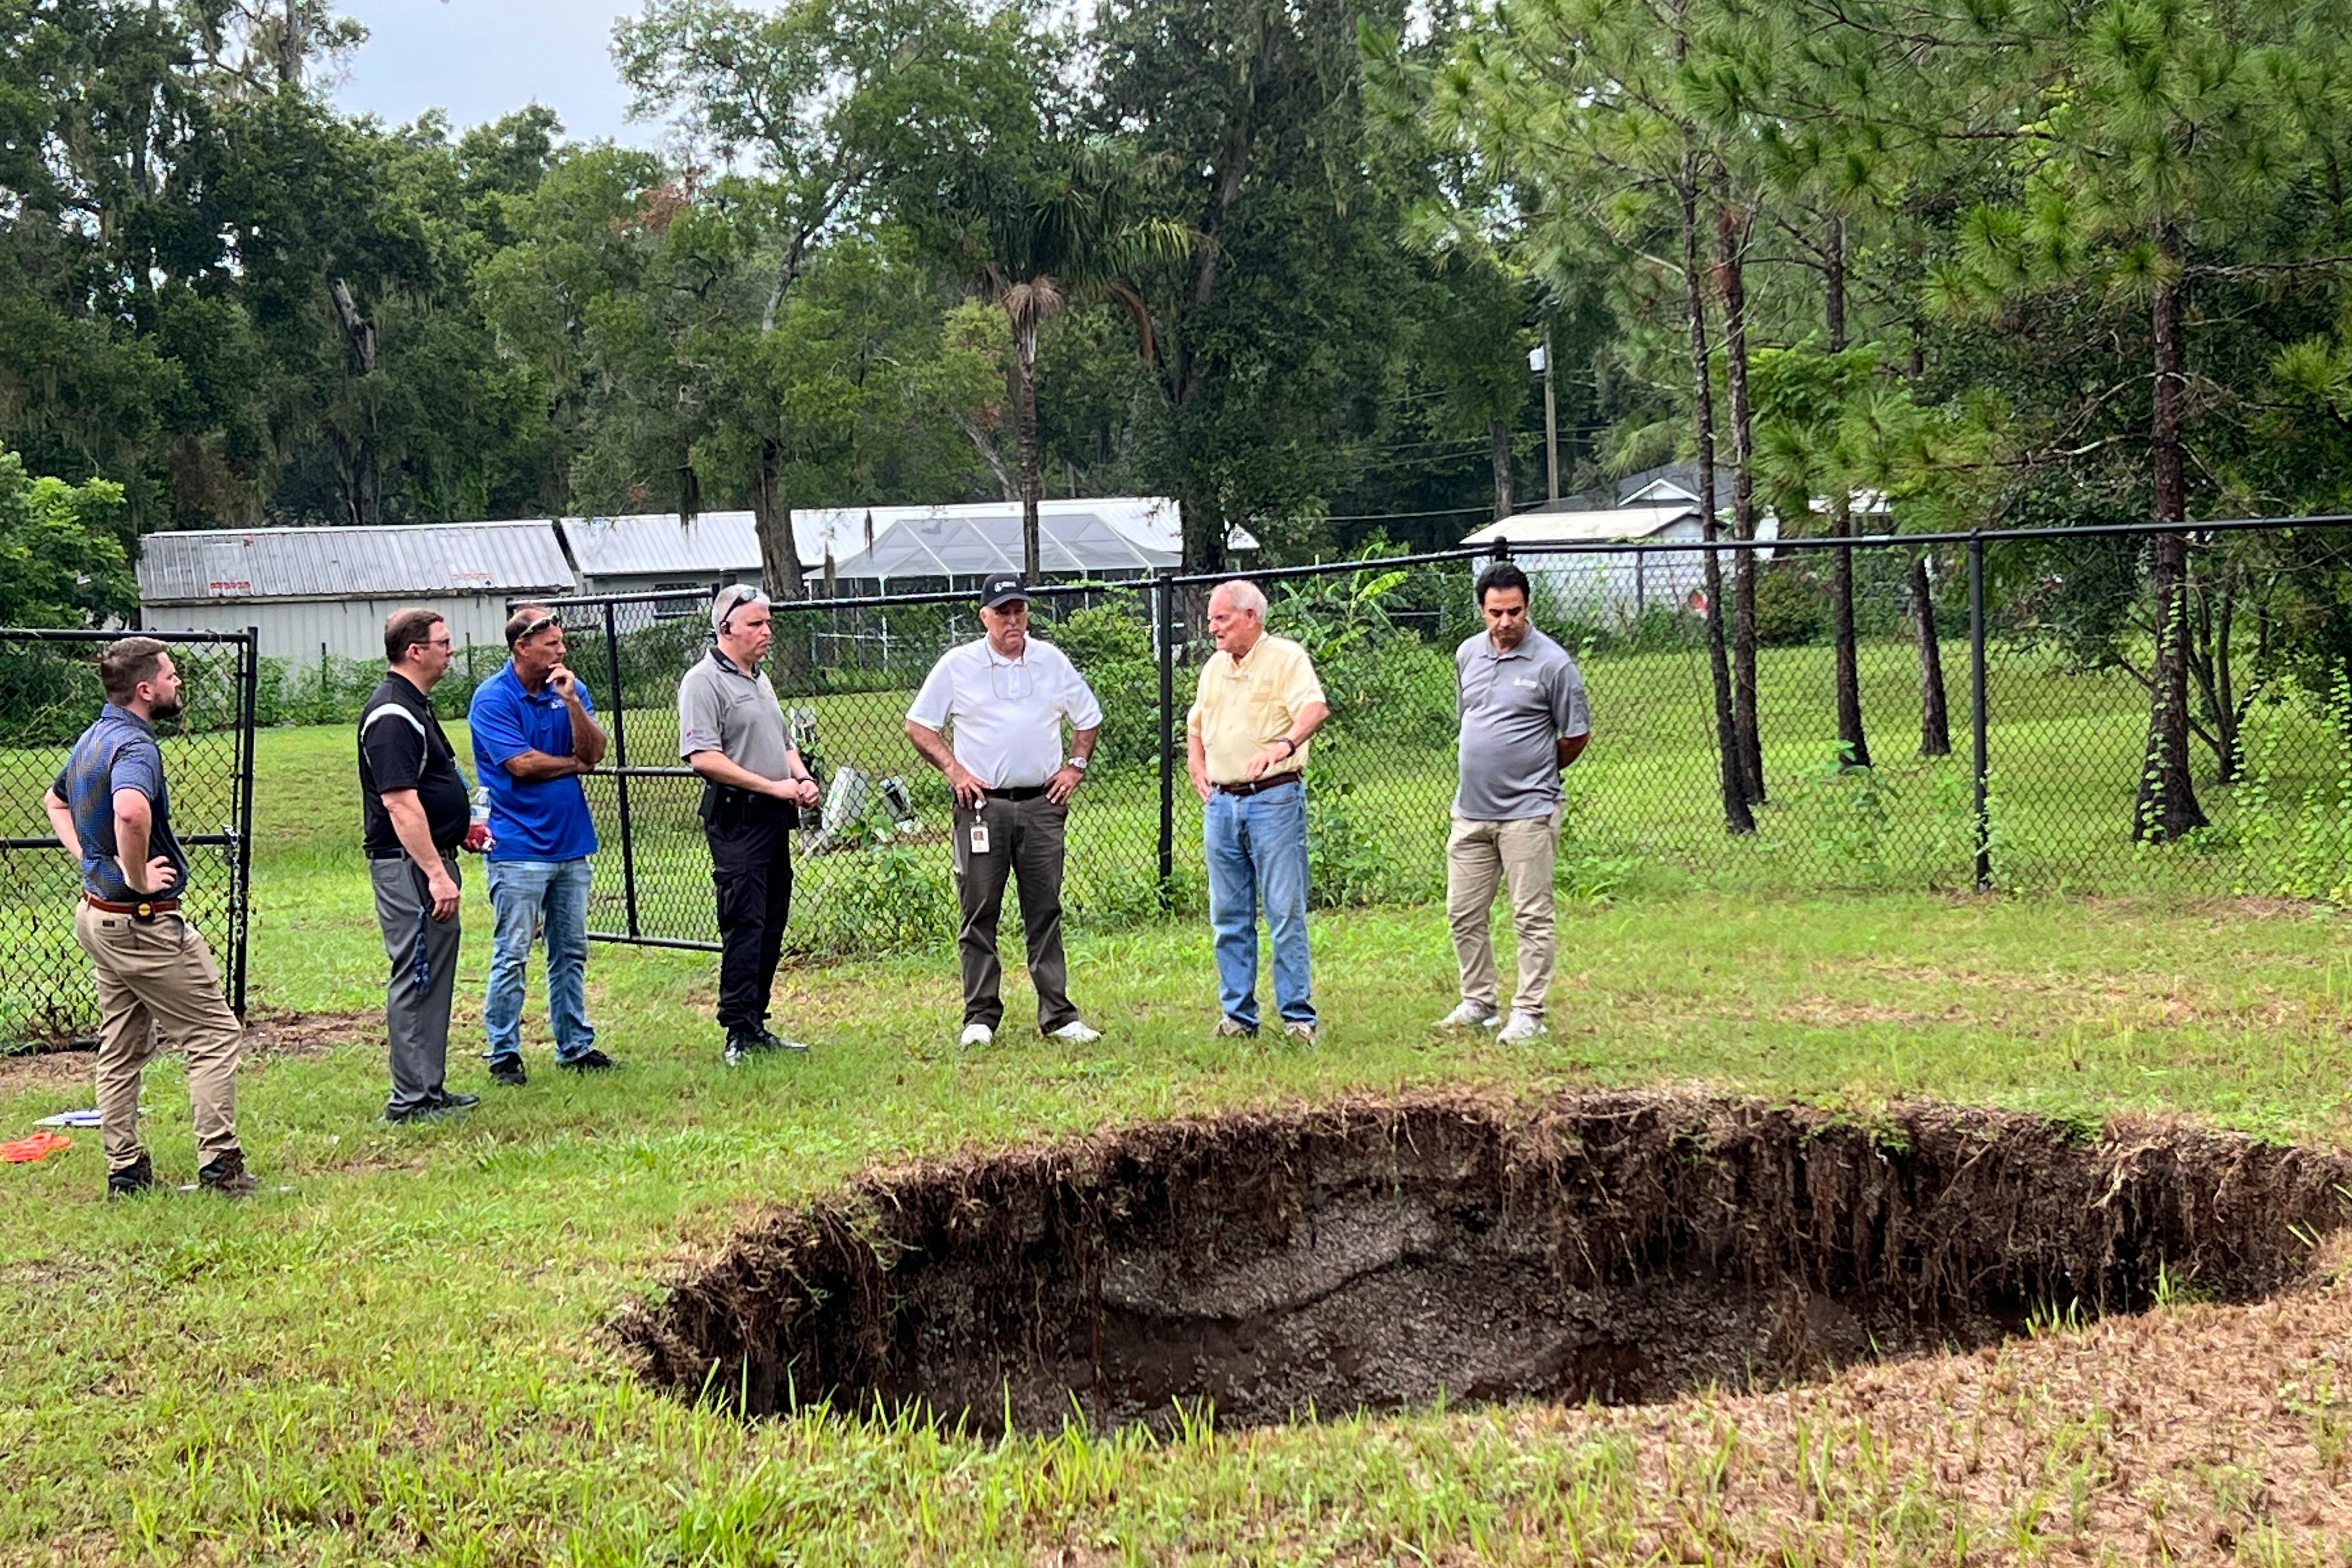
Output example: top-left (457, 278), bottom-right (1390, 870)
top-left (522, 519), bottom-right (2352, 965)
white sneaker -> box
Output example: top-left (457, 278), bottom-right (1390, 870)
top-left (1494, 1010), bottom-right (1546, 1045)
top-left (1048, 1020), bottom-right (1102, 1044)
top-left (958, 1023), bottom-right (993, 1048)
top-left (1435, 1000), bottom-right (1501, 1030)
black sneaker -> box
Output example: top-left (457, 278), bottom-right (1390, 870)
top-left (757, 1028), bottom-right (810, 1054)
top-left (487, 1056), bottom-right (528, 1087)
top-left (386, 1098), bottom-right (461, 1124)
top-left (558, 1049), bottom-right (617, 1071)
top-left (723, 1029), bottom-right (764, 1066)
top-left (432, 1090), bottom-right (481, 1112)
top-left (106, 1153), bottom-right (155, 1199)
top-left (196, 1149), bottom-right (257, 1198)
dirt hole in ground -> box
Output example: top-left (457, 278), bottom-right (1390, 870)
top-left (617, 1091), bottom-right (2352, 1433)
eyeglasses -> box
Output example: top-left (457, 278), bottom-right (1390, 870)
top-left (423, 637), bottom-right (454, 649)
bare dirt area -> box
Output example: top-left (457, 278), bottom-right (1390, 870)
top-left (617, 1090), bottom-right (2352, 1436)
top-left (1, 1008), bottom-right (373, 1094)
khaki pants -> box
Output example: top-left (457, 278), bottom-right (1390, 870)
top-left (1446, 808), bottom-right (1561, 1019)
top-left (72, 902), bottom-right (244, 1173)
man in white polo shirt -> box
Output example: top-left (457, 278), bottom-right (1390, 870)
top-left (905, 575), bottom-right (1105, 1048)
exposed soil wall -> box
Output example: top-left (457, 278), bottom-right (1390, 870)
top-left (616, 1091), bottom-right (2352, 1432)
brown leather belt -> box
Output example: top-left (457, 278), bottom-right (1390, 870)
top-left (1216, 773), bottom-right (1301, 797)
top-left (83, 892), bottom-right (179, 918)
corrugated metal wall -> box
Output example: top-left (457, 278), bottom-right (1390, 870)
top-left (142, 594), bottom-right (521, 662)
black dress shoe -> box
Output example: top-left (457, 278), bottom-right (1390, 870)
top-left (433, 1090), bottom-right (481, 1111)
top-left (107, 1153), bottom-right (155, 1199)
top-left (487, 1056), bottom-right (528, 1087)
top-left (558, 1048), bottom-right (617, 1071)
top-left (386, 1100), bottom-right (454, 1124)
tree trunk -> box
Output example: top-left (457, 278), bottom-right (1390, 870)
top-left (1014, 321), bottom-right (1043, 583)
top-left (1490, 418), bottom-right (1516, 521)
top-left (750, 438), bottom-right (807, 684)
top-left (1910, 552), bottom-right (1950, 757)
top-left (1686, 156), bottom-right (1752, 835)
top-left (2133, 233), bottom-right (2207, 841)
top-left (1824, 216), bottom-right (1868, 768)
top-left (1716, 200), bottom-right (1764, 804)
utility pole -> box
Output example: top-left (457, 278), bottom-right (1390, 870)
top-left (1531, 327), bottom-right (1560, 502)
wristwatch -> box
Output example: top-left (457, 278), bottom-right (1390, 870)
top-left (1068, 755), bottom-right (1090, 772)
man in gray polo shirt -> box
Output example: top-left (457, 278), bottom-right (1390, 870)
top-left (678, 584), bottom-right (824, 1065)
top-left (1440, 560), bottom-right (1591, 1045)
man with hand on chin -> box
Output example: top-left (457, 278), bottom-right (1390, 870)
top-left (468, 603), bottom-right (614, 1083)
top-left (679, 585), bottom-right (825, 1065)
top-left (905, 575), bottom-right (1104, 1049)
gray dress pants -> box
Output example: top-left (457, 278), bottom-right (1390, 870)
top-left (371, 849), bottom-right (463, 1114)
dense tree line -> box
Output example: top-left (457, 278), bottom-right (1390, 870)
top-left (9, 0), bottom-right (2352, 838)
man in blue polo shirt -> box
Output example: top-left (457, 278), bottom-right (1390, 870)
top-left (468, 604), bottom-right (616, 1083)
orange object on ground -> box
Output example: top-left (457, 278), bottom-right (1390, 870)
top-left (1, 1130), bottom-right (72, 1163)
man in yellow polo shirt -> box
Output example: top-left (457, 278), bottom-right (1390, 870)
top-left (1185, 579), bottom-right (1330, 1041)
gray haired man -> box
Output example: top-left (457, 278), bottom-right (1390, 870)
top-left (678, 584), bottom-right (824, 1064)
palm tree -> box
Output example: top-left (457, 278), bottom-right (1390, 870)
top-left (945, 141), bottom-right (1191, 580)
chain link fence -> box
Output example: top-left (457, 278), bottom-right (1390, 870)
top-left (524, 517), bottom-right (2352, 963)
top-left (0, 629), bottom-right (257, 1052)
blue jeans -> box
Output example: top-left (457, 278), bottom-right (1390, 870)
top-left (1204, 780), bottom-right (1315, 1029)
top-left (482, 858), bottom-right (596, 1064)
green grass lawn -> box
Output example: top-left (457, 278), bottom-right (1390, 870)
top-left (7, 703), bottom-right (2352, 1562)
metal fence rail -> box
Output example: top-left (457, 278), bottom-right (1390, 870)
top-left (0, 628), bottom-right (258, 1052)
top-left (522, 518), bottom-right (2352, 960)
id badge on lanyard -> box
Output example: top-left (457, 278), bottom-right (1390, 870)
top-left (969, 803), bottom-right (991, 855)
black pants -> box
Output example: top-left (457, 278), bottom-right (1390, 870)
top-left (952, 793), bottom-right (1079, 1032)
top-left (708, 809), bottom-right (794, 1032)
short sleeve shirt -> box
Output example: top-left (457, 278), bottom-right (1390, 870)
top-left (359, 673), bottom-right (470, 855)
top-left (1453, 626), bottom-right (1590, 820)
top-left (53, 705), bottom-right (186, 901)
top-left (677, 650), bottom-right (793, 780)
top-left (1186, 634), bottom-right (1326, 785)
top-left (907, 638), bottom-right (1103, 790)
top-left (468, 663), bottom-right (598, 862)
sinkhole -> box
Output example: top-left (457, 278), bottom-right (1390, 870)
top-left (616, 1091), bottom-right (2352, 1433)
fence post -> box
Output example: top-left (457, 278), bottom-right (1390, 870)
top-left (1155, 570), bottom-right (1176, 908)
top-left (233, 626), bottom-right (259, 1017)
top-left (1969, 534), bottom-right (1990, 890)
top-left (601, 599), bottom-right (642, 939)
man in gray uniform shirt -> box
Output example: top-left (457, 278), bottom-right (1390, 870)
top-left (1439, 561), bottom-right (1591, 1045)
top-left (678, 585), bottom-right (824, 1065)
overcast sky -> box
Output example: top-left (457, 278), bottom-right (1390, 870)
top-left (329, 0), bottom-right (657, 146)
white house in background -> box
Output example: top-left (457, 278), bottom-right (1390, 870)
top-left (562, 497), bottom-right (1214, 606)
top-left (136, 520), bottom-right (576, 661)
top-left (1460, 469), bottom-right (1778, 626)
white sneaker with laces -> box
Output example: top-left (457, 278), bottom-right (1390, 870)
top-left (1494, 1010), bottom-right (1546, 1045)
top-left (1435, 1000), bottom-right (1501, 1030)
top-left (1048, 1020), bottom-right (1102, 1044)
top-left (958, 1023), bottom-right (993, 1048)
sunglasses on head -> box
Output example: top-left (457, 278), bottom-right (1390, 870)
top-left (514, 612), bottom-right (562, 642)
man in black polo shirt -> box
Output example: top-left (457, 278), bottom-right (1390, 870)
top-left (359, 608), bottom-right (483, 1122)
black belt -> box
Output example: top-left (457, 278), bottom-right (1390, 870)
top-left (984, 785), bottom-right (1049, 803)
top-left (368, 846), bottom-right (456, 860)
top-left (1216, 773), bottom-right (1300, 797)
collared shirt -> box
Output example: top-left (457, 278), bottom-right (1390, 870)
top-left (1186, 634), bottom-right (1326, 786)
top-left (468, 662), bottom-right (598, 862)
top-left (1453, 625), bottom-right (1590, 821)
top-left (907, 636), bottom-right (1102, 789)
top-left (52, 704), bottom-right (187, 901)
top-left (359, 673), bottom-right (470, 854)
top-left (677, 648), bottom-right (794, 779)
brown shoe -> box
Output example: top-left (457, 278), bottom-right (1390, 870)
top-left (195, 1149), bottom-right (257, 1198)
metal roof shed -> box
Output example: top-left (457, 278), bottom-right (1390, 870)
top-left (828, 508), bottom-right (1178, 587)
top-left (136, 520), bottom-right (577, 661)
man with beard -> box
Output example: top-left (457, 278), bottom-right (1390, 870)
top-left (41, 638), bottom-right (254, 1196)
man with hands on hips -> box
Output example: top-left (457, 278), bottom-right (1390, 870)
top-left (680, 585), bottom-right (825, 1066)
top-left (905, 575), bottom-right (1104, 1050)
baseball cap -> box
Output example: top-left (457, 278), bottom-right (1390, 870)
top-left (978, 574), bottom-right (1029, 610)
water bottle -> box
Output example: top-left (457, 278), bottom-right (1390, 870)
top-left (466, 786), bottom-right (494, 853)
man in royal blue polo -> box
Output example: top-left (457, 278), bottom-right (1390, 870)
top-left (468, 604), bottom-right (616, 1083)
